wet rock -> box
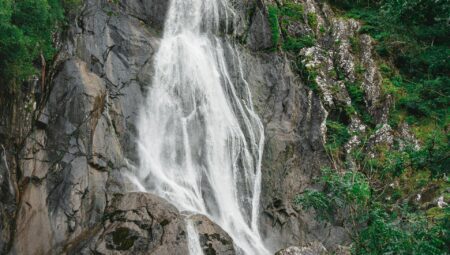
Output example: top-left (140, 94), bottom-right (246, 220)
top-left (122, 0), bottom-right (170, 30)
top-left (36, 106), bottom-right (50, 129)
top-left (0, 146), bottom-right (16, 253)
top-left (11, 0), bottom-right (156, 250)
top-left (247, 3), bottom-right (274, 51)
top-left (75, 192), bottom-right (189, 255)
top-left (275, 242), bottom-right (327, 255)
top-left (190, 214), bottom-right (235, 255)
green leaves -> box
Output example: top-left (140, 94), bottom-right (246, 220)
top-left (0, 0), bottom-right (66, 90)
top-left (295, 167), bottom-right (448, 254)
top-left (282, 35), bottom-right (316, 52)
top-left (294, 168), bottom-right (370, 222)
top-left (325, 120), bottom-right (351, 156)
top-left (294, 190), bottom-right (332, 221)
top-left (267, 2), bottom-right (317, 52)
top-left (356, 206), bottom-right (449, 255)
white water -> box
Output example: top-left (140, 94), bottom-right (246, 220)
top-left (136, 0), bottom-right (269, 254)
top-left (186, 218), bottom-right (204, 254)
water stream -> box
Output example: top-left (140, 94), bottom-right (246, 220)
top-left (136, 0), bottom-right (269, 254)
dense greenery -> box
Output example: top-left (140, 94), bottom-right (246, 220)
top-left (267, 1), bottom-right (317, 52)
top-left (267, 1), bottom-right (321, 93)
top-left (290, 0), bottom-right (449, 254)
top-left (0, 0), bottom-right (79, 91)
top-left (336, 0), bottom-right (449, 128)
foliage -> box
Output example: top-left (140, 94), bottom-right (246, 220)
top-left (294, 1), bottom-right (450, 253)
top-left (295, 168), bottom-right (449, 254)
top-left (407, 130), bottom-right (449, 178)
top-left (282, 35), bottom-right (316, 52)
top-left (267, 1), bottom-right (318, 52)
top-left (307, 12), bottom-right (318, 28)
top-left (295, 168), bottom-right (371, 223)
top-left (340, 0), bottom-right (449, 128)
top-left (325, 120), bottom-right (350, 156)
top-left (267, 5), bottom-right (281, 48)
top-left (294, 189), bottom-right (332, 221)
top-left (355, 206), bottom-right (449, 255)
top-left (345, 81), bottom-right (373, 125)
top-left (294, 60), bottom-right (319, 92)
top-left (0, 0), bottom-right (80, 91)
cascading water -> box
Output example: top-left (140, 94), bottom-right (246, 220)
top-left (136, 0), bottom-right (269, 254)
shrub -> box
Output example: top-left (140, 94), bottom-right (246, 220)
top-left (0, 0), bottom-right (74, 91)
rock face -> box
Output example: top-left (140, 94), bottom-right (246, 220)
top-left (0, 0), bottom-right (395, 254)
top-left (275, 242), bottom-right (327, 255)
top-left (68, 192), bottom-right (233, 255)
top-left (72, 192), bottom-right (189, 255)
top-left (189, 215), bottom-right (235, 255)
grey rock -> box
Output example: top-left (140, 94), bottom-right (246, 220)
top-left (190, 214), bottom-right (235, 255)
top-left (247, 4), bottom-right (274, 51)
top-left (275, 242), bottom-right (327, 255)
top-left (74, 192), bottom-right (189, 255)
top-left (0, 145), bottom-right (16, 253)
top-left (36, 106), bottom-right (50, 128)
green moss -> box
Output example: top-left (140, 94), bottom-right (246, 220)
top-left (268, 2), bottom-right (308, 52)
top-left (355, 64), bottom-right (366, 74)
top-left (319, 25), bottom-right (326, 34)
top-left (279, 2), bottom-right (303, 20)
top-left (426, 207), bottom-right (447, 220)
top-left (349, 36), bottom-right (361, 54)
top-left (267, 5), bottom-right (281, 49)
top-left (345, 81), bottom-right (373, 125)
top-left (307, 12), bottom-right (318, 28)
top-left (325, 120), bottom-right (351, 157)
top-left (282, 35), bottom-right (316, 52)
top-left (111, 227), bottom-right (138, 251)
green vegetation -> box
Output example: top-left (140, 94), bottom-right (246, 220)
top-left (295, 0), bottom-right (449, 254)
top-left (338, 0), bottom-right (449, 128)
top-left (296, 61), bottom-right (319, 92)
top-left (267, 2), bottom-right (321, 90)
top-left (295, 168), bottom-right (371, 223)
top-left (325, 120), bottom-right (350, 159)
top-left (307, 12), bottom-right (318, 29)
top-left (296, 167), bottom-right (449, 254)
top-left (268, 5), bottom-right (281, 48)
top-left (345, 81), bottom-right (373, 125)
top-left (0, 0), bottom-right (79, 92)
top-left (267, 1), bottom-right (318, 52)
top-left (282, 35), bottom-right (315, 52)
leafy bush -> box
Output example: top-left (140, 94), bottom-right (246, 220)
top-left (341, 0), bottom-right (449, 129)
top-left (325, 120), bottom-right (351, 156)
top-left (294, 190), bottom-right (332, 221)
top-left (345, 81), bottom-right (373, 125)
top-left (295, 168), bottom-right (370, 223)
top-left (355, 206), bottom-right (449, 255)
top-left (266, 2), bottom-right (317, 52)
top-left (0, 0), bottom-right (78, 91)
top-left (296, 168), bottom-right (449, 254)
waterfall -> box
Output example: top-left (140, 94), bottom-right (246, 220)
top-left (136, 0), bottom-right (269, 254)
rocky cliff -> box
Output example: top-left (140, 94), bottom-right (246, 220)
top-left (0, 0), bottom-right (398, 254)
